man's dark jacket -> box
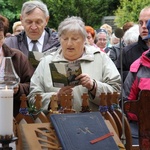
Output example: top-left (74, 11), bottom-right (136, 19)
top-left (116, 36), bottom-right (148, 82)
top-left (4, 27), bottom-right (60, 56)
top-left (109, 41), bottom-right (125, 66)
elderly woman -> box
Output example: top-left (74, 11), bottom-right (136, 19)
top-left (95, 29), bottom-right (110, 53)
top-left (28, 16), bottom-right (121, 112)
top-left (12, 21), bottom-right (24, 35)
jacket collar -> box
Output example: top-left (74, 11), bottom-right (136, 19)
top-left (138, 36), bottom-right (149, 50)
top-left (2, 44), bottom-right (16, 57)
top-left (141, 49), bottom-right (150, 68)
top-left (16, 27), bottom-right (53, 42)
top-left (51, 45), bottom-right (100, 62)
top-left (130, 49), bottom-right (150, 72)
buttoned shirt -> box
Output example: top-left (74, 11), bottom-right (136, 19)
top-left (27, 30), bottom-right (45, 52)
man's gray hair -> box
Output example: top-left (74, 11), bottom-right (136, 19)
top-left (21, 0), bottom-right (49, 17)
top-left (58, 16), bottom-right (87, 40)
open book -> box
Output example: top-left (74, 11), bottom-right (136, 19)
top-left (49, 61), bottom-right (82, 87)
top-left (28, 47), bottom-right (58, 69)
top-left (28, 51), bottom-right (44, 69)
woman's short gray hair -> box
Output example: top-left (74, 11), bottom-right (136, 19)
top-left (58, 16), bottom-right (87, 40)
top-left (21, 1), bottom-right (49, 17)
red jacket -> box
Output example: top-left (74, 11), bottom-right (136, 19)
top-left (123, 49), bottom-right (150, 121)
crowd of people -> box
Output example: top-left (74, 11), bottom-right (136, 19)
top-left (1, 0), bottom-right (150, 147)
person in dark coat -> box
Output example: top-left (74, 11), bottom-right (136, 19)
top-left (123, 19), bottom-right (150, 145)
top-left (109, 22), bottom-right (134, 66)
top-left (0, 15), bottom-right (34, 117)
top-left (116, 6), bottom-right (150, 82)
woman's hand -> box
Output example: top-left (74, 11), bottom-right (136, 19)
top-left (76, 73), bottom-right (93, 90)
top-left (76, 74), bottom-right (96, 96)
top-left (57, 86), bottom-right (73, 103)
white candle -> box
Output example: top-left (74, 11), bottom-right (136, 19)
top-left (0, 87), bottom-right (13, 136)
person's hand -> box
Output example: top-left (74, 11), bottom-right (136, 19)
top-left (76, 73), bottom-right (93, 90)
top-left (13, 84), bottom-right (19, 94)
top-left (57, 86), bottom-right (73, 103)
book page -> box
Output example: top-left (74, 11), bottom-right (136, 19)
top-left (28, 51), bottom-right (44, 69)
top-left (49, 61), bottom-right (82, 87)
top-left (66, 61), bottom-right (82, 86)
top-left (49, 62), bottom-right (68, 87)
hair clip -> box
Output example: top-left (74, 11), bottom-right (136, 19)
top-left (96, 28), bottom-right (107, 34)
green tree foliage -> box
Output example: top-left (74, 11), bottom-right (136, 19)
top-left (0, 0), bottom-right (120, 32)
top-left (114, 0), bottom-right (150, 27)
top-left (43, 0), bottom-right (119, 30)
top-left (0, 0), bottom-right (23, 32)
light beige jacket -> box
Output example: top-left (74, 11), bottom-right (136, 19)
top-left (28, 45), bottom-right (121, 112)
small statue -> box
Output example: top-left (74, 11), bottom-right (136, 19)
top-left (81, 93), bottom-right (91, 112)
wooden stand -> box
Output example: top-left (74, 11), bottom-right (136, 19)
top-left (59, 94), bottom-right (75, 113)
top-left (21, 120), bottom-right (126, 150)
top-left (13, 92), bottom-right (134, 150)
top-left (21, 123), bottom-right (61, 150)
top-left (80, 93), bottom-right (91, 112)
top-left (107, 93), bottom-right (122, 138)
top-left (124, 90), bottom-right (150, 150)
top-left (48, 94), bottom-right (59, 114)
top-left (15, 94), bottom-right (34, 123)
top-left (99, 93), bottom-right (119, 137)
top-left (33, 94), bottom-right (49, 123)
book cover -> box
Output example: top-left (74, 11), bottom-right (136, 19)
top-left (28, 51), bottom-right (43, 69)
top-left (50, 112), bottom-right (119, 150)
top-left (49, 61), bottom-right (82, 87)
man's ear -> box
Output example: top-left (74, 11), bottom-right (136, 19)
top-left (46, 16), bottom-right (50, 24)
top-left (20, 15), bottom-right (22, 21)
